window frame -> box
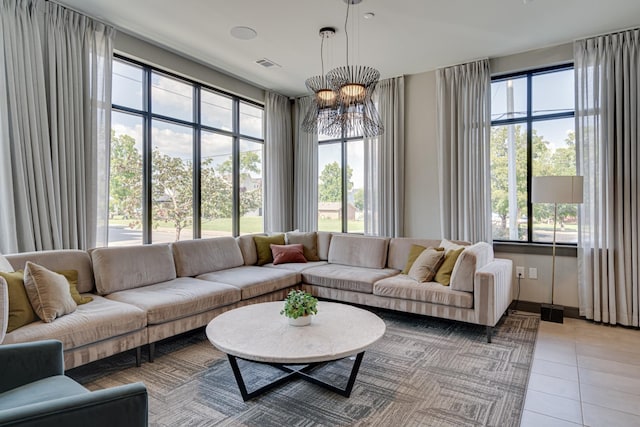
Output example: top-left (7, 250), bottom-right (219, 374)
top-left (110, 54), bottom-right (264, 244)
top-left (490, 63), bottom-right (576, 249)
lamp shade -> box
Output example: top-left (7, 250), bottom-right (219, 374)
top-left (531, 176), bottom-right (584, 204)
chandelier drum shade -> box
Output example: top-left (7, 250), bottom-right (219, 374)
top-left (302, 0), bottom-right (384, 138)
top-left (302, 27), bottom-right (338, 133)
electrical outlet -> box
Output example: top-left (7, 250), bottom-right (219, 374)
top-left (528, 267), bottom-right (538, 279)
top-left (516, 266), bottom-right (525, 277)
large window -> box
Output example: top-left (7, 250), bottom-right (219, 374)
top-left (109, 57), bottom-right (264, 246)
top-left (490, 65), bottom-right (576, 244)
top-left (317, 130), bottom-right (365, 233)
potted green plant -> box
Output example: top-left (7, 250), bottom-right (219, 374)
top-left (280, 290), bottom-right (318, 326)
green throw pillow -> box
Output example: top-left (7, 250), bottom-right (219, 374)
top-left (57, 270), bottom-right (93, 305)
top-left (435, 247), bottom-right (465, 286)
top-left (1, 270), bottom-right (38, 333)
top-left (254, 234), bottom-right (285, 266)
top-left (402, 245), bottom-right (426, 274)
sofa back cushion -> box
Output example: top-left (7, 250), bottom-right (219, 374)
top-left (91, 244), bottom-right (176, 295)
top-left (387, 238), bottom-right (445, 271)
top-left (5, 250), bottom-right (95, 293)
top-left (450, 242), bottom-right (494, 292)
top-left (0, 277), bottom-right (7, 343)
top-left (0, 253), bottom-right (13, 272)
top-left (172, 237), bottom-right (244, 277)
top-left (236, 233), bottom-right (266, 265)
top-left (316, 231), bottom-right (333, 261)
top-left (328, 235), bottom-right (390, 269)
top-left (285, 231), bottom-right (320, 261)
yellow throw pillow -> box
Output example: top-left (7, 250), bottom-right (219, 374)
top-left (23, 262), bottom-right (77, 323)
top-left (57, 270), bottom-right (93, 305)
top-left (0, 270), bottom-right (38, 333)
top-left (435, 247), bottom-right (465, 286)
top-left (408, 248), bottom-right (445, 282)
top-left (253, 234), bottom-right (285, 266)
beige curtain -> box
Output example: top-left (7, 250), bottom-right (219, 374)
top-left (263, 91), bottom-right (293, 233)
top-left (436, 59), bottom-right (492, 243)
top-left (0, 0), bottom-right (114, 252)
top-left (292, 96), bottom-right (319, 232)
top-left (575, 28), bottom-right (640, 326)
top-left (364, 76), bottom-right (405, 237)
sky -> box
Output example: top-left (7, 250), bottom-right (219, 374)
top-left (491, 68), bottom-right (574, 150)
top-left (111, 60), bottom-right (263, 177)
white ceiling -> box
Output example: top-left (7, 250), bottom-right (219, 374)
top-left (56, 0), bottom-right (640, 97)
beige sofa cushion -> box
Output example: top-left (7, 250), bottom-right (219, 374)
top-left (172, 237), bottom-right (244, 277)
top-left (91, 244), bottom-right (176, 295)
top-left (197, 266), bottom-right (299, 300)
top-left (387, 238), bottom-right (446, 271)
top-left (302, 264), bottom-right (399, 294)
top-left (236, 233), bottom-right (266, 265)
top-left (263, 261), bottom-right (328, 273)
top-left (6, 250), bottom-right (95, 293)
top-left (0, 277), bottom-right (7, 344)
top-left (105, 277), bottom-right (241, 325)
top-left (316, 231), bottom-right (333, 260)
top-left (328, 235), bottom-right (390, 269)
top-left (2, 295), bottom-right (147, 349)
top-left (373, 275), bottom-right (473, 309)
top-left (0, 253), bottom-right (13, 272)
top-left (450, 242), bottom-right (494, 293)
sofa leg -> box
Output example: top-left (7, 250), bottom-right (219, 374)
top-left (486, 326), bottom-right (492, 343)
top-left (149, 343), bottom-right (155, 363)
top-left (135, 347), bottom-right (142, 367)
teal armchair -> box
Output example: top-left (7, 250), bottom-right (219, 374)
top-left (0, 340), bottom-right (148, 427)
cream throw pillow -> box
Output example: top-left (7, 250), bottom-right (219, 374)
top-left (408, 248), bottom-right (445, 282)
top-left (440, 238), bottom-right (465, 254)
top-left (23, 261), bottom-right (77, 323)
top-left (0, 253), bottom-right (13, 272)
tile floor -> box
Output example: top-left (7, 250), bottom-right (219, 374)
top-left (520, 314), bottom-right (640, 427)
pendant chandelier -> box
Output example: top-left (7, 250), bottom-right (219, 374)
top-left (302, 27), bottom-right (339, 134)
top-left (302, 0), bottom-right (383, 138)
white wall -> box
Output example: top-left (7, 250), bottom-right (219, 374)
top-left (403, 42), bottom-right (579, 307)
top-left (404, 70), bottom-right (441, 237)
top-left (114, 32), bottom-right (265, 103)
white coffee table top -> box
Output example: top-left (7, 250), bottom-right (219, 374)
top-left (206, 301), bottom-right (386, 364)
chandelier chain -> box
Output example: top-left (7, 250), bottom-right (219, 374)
top-left (344, 0), bottom-right (350, 69)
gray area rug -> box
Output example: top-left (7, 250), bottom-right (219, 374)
top-left (68, 309), bottom-right (539, 427)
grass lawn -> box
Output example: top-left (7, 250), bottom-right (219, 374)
top-left (109, 216), bottom-right (366, 234)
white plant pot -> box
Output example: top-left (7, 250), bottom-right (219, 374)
top-left (288, 315), bottom-right (311, 327)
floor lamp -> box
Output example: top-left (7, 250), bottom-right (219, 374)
top-left (531, 175), bottom-right (583, 323)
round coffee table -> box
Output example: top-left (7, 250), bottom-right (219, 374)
top-left (206, 301), bottom-right (386, 401)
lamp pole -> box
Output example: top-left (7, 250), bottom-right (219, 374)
top-left (551, 202), bottom-right (557, 306)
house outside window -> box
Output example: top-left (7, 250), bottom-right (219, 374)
top-left (490, 64), bottom-right (576, 244)
top-left (109, 56), bottom-right (264, 246)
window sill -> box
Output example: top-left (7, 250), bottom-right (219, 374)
top-left (493, 242), bottom-right (577, 257)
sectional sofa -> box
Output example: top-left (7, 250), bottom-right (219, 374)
top-left (0, 232), bottom-right (512, 369)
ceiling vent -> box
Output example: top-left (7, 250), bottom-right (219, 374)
top-left (256, 58), bottom-right (281, 68)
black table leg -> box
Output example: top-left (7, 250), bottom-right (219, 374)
top-left (226, 352), bottom-right (366, 401)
